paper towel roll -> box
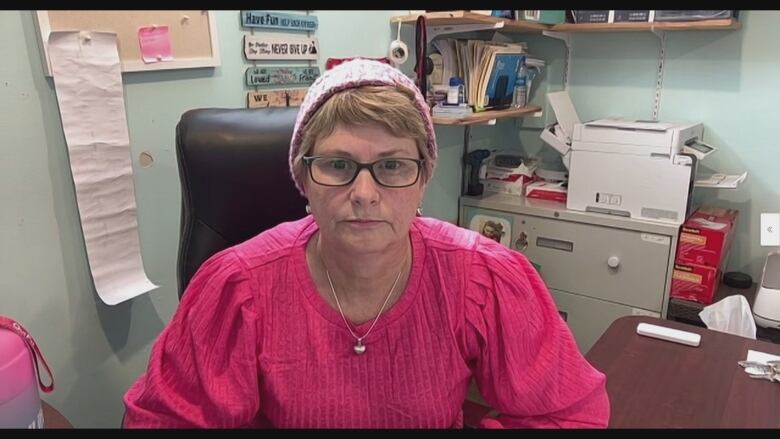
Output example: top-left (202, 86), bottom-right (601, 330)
top-left (47, 31), bottom-right (158, 305)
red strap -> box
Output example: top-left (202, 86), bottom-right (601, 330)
top-left (0, 316), bottom-right (55, 393)
top-left (414, 15), bottom-right (427, 95)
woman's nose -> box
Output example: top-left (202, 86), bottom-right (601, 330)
top-left (350, 168), bottom-right (380, 205)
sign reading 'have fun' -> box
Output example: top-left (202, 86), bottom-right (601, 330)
top-left (244, 35), bottom-right (319, 61)
top-left (241, 11), bottom-right (318, 32)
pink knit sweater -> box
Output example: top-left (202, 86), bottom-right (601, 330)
top-left (123, 216), bottom-right (609, 428)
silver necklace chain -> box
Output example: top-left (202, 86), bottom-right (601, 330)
top-left (324, 264), bottom-right (403, 355)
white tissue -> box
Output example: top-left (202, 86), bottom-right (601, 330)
top-left (699, 294), bottom-right (757, 339)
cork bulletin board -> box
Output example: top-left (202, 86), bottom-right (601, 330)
top-left (34, 10), bottom-right (220, 75)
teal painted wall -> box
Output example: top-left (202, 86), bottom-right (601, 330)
top-left (3, 9), bottom-right (779, 428)
top-left (0, 10), bottom-right (406, 427)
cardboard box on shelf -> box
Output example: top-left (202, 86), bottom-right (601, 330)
top-left (571, 10), bottom-right (613, 23)
top-left (670, 262), bottom-right (720, 305)
top-left (653, 10), bottom-right (738, 22)
top-left (676, 206), bottom-right (739, 268)
top-left (613, 10), bottom-right (651, 22)
top-left (514, 10), bottom-right (566, 24)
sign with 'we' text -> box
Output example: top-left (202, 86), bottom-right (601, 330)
top-left (247, 89), bottom-right (307, 108)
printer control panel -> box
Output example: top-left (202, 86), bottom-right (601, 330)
top-left (596, 192), bottom-right (622, 206)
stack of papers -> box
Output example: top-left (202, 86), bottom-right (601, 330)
top-left (694, 172), bottom-right (748, 189)
top-left (432, 103), bottom-right (473, 118)
top-left (431, 38), bottom-right (527, 109)
top-left (526, 56), bottom-right (545, 69)
top-left (474, 49), bottom-right (525, 110)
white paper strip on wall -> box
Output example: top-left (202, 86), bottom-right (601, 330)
top-left (47, 31), bottom-right (159, 305)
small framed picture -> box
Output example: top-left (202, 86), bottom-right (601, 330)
top-left (468, 213), bottom-right (512, 248)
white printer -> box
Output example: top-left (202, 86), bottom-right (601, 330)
top-left (540, 91), bottom-right (745, 225)
top-left (754, 252), bottom-right (780, 329)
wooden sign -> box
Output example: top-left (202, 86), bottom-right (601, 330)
top-left (245, 66), bottom-right (320, 87)
top-left (241, 11), bottom-right (318, 32)
top-left (244, 35), bottom-right (319, 60)
top-left (247, 89), bottom-right (307, 108)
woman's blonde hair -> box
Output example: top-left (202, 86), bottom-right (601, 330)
top-left (292, 85), bottom-right (433, 190)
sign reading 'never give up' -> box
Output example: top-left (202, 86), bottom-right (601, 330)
top-left (244, 35), bottom-right (319, 61)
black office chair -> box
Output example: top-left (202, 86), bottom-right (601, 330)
top-left (173, 107), bottom-right (491, 427)
top-left (175, 107), bottom-right (308, 299)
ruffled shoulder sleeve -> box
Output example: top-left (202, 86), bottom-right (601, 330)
top-left (463, 237), bottom-right (610, 428)
top-left (123, 249), bottom-right (261, 428)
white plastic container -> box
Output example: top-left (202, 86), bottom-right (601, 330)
top-left (0, 317), bottom-right (53, 428)
top-left (512, 62), bottom-right (528, 107)
top-left (447, 77), bottom-right (465, 105)
top-left (754, 252), bottom-right (780, 329)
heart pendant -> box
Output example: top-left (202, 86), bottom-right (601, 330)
top-left (353, 341), bottom-right (366, 355)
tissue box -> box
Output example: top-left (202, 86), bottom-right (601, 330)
top-left (676, 206), bottom-right (738, 268)
top-left (481, 154), bottom-right (537, 196)
top-left (482, 174), bottom-right (536, 197)
top-left (525, 181), bottom-right (567, 202)
top-left (670, 262), bottom-right (720, 305)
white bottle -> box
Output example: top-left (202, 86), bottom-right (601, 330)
top-left (513, 63), bottom-right (528, 108)
top-left (447, 77), bottom-right (465, 105)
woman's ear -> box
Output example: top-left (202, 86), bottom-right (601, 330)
top-left (418, 179), bottom-right (428, 199)
top-left (301, 178), bottom-right (309, 198)
top-left (416, 181), bottom-right (427, 213)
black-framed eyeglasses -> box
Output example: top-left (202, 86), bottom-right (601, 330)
top-left (303, 156), bottom-right (425, 188)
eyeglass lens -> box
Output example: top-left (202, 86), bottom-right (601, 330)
top-left (309, 157), bottom-right (420, 187)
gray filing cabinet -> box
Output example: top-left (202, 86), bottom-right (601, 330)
top-left (460, 193), bottom-right (680, 353)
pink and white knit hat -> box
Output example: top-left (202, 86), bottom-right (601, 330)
top-left (289, 58), bottom-right (437, 194)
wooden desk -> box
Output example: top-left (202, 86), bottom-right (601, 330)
top-left (586, 315), bottom-right (780, 428)
top-left (42, 401), bottom-right (73, 428)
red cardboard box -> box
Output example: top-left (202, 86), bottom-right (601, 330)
top-left (676, 206), bottom-right (738, 268)
top-left (525, 181), bottom-right (568, 202)
top-left (670, 262), bottom-right (720, 305)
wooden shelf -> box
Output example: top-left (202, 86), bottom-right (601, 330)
top-left (432, 105), bottom-right (542, 126)
top-left (391, 12), bottom-right (740, 35)
top-left (551, 19), bottom-right (740, 32)
top-left (391, 11), bottom-right (550, 33)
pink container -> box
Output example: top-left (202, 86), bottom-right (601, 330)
top-left (0, 317), bottom-right (53, 428)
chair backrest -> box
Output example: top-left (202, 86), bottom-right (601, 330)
top-left (175, 107), bottom-right (307, 298)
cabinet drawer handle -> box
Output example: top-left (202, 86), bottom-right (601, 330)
top-left (607, 256), bottom-right (620, 268)
top-left (536, 237), bottom-right (573, 252)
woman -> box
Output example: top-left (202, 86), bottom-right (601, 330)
top-left (123, 59), bottom-right (609, 428)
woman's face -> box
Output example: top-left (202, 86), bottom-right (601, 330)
top-left (304, 123), bottom-right (426, 255)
